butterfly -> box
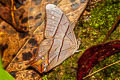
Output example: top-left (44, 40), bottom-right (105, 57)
top-left (31, 4), bottom-right (79, 72)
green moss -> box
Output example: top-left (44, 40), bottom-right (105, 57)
top-left (43, 0), bottom-right (120, 80)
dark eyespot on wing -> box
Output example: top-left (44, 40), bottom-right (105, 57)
top-left (28, 38), bottom-right (38, 46)
top-left (19, 32), bottom-right (29, 38)
top-left (35, 13), bottom-right (42, 20)
top-left (71, 3), bottom-right (80, 10)
top-left (22, 52), bottom-right (32, 61)
top-left (10, 71), bottom-right (17, 78)
top-left (21, 17), bottom-right (28, 24)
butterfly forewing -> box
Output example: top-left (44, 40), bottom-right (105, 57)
top-left (45, 4), bottom-right (63, 38)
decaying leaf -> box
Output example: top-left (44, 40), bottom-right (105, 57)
top-left (77, 40), bottom-right (120, 80)
top-left (0, 0), bottom-right (29, 32)
top-left (0, 0), bottom-right (11, 7)
top-left (0, 22), bottom-right (29, 68)
top-left (13, 70), bottom-right (41, 80)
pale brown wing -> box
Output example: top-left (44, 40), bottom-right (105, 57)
top-left (45, 4), bottom-right (63, 38)
top-left (32, 4), bottom-right (78, 73)
top-left (48, 24), bottom-right (78, 70)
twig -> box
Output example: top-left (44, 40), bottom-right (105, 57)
top-left (103, 16), bottom-right (120, 43)
top-left (11, 0), bottom-right (16, 27)
top-left (83, 60), bottom-right (120, 79)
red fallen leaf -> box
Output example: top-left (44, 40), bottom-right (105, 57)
top-left (77, 40), bottom-right (120, 80)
